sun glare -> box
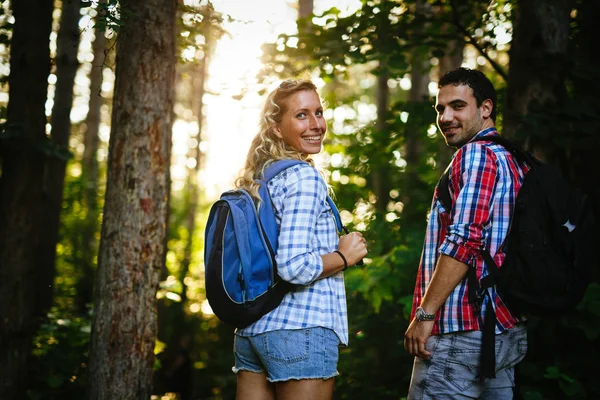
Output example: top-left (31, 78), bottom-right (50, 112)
top-left (195, 0), bottom-right (362, 200)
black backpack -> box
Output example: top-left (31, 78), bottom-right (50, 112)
top-left (438, 135), bottom-right (595, 377)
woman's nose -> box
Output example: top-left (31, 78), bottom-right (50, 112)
top-left (309, 115), bottom-right (322, 130)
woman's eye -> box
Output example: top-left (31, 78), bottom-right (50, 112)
top-left (316, 110), bottom-right (323, 117)
top-left (296, 112), bottom-right (307, 118)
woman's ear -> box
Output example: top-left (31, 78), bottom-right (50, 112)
top-left (273, 125), bottom-right (283, 139)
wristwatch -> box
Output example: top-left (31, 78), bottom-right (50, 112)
top-left (415, 306), bottom-right (436, 322)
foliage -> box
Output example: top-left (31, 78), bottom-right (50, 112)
top-left (21, 0), bottom-right (600, 398)
top-left (153, 187), bottom-right (237, 399)
top-left (177, 1), bottom-right (230, 63)
top-left (0, 0), bottom-right (12, 47)
top-left (0, 0), bottom-right (11, 138)
top-left (27, 309), bottom-right (91, 400)
top-left (256, 1), bottom-right (600, 399)
top-left (82, 0), bottom-right (135, 34)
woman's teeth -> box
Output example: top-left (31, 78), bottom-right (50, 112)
top-left (303, 136), bottom-right (321, 142)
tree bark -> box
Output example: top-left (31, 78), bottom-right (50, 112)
top-left (372, 68), bottom-right (390, 214)
top-left (87, 0), bottom-right (177, 398)
top-left (178, 57), bottom-right (206, 305)
top-left (37, 0), bottom-right (82, 317)
top-left (401, 52), bottom-right (429, 218)
top-left (401, 0), bottom-right (431, 222)
top-left (298, 0), bottom-right (313, 18)
top-left (296, 0), bottom-right (314, 66)
top-left (569, 0), bottom-right (600, 221)
top-left (298, 0), bottom-right (313, 32)
top-left (504, 0), bottom-right (570, 152)
top-left (78, 3), bottom-right (107, 315)
top-left (0, 0), bottom-right (54, 397)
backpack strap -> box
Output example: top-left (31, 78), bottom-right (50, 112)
top-left (256, 160), bottom-right (306, 254)
top-left (260, 160), bottom-right (344, 234)
top-left (471, 135), bottom-right (537, 167)
top-left (259, 159), bottom-right (361, 265)
top-left (437, 165), bottom-right (453, 212)
top-left (437, 134), bottom-right (535, 212)
top-left (327, 197), bottom-right (345, 234)
top-left (261, 159), bottom-right (306, 182)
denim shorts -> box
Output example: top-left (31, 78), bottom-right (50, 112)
top-left (408, 324), bottom-right (527, 400)
top-left (233, 327), bottom-right (340, 382)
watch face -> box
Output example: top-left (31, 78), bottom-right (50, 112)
top-left (416, 308), bottom-right (424, 321)
top-left (416, 307), bottom-right (434, 321)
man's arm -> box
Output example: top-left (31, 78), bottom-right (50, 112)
top-left (404, 143), bottom-right (497, 358)
top-left (403, 254), bottom-right (469, 359)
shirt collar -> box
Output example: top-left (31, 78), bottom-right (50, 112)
top-left (471, 127), bottom-right (498, 141)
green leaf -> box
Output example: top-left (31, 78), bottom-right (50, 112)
top-left (47, 375), bottom-right (63, 389)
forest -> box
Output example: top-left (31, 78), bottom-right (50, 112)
top-left (0, 0), bottom-right (599, 399)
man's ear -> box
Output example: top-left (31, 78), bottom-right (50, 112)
top-left (481, 99), bottom-right (493, 119)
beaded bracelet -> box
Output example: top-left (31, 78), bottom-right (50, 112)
top-left (334, 250), bottom-right (349, 271)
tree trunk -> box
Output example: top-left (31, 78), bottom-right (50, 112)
top-left (78, 13), bottom-right (107, 315)
top-left (87, 0), bottom-right (176, 398)
top-left (372, 68), bottom-right (390, 214)
top-left (400, 52), bottom-right (430, 220)
top-left (298, 0), bottom-right (313, 18)
top-left (401, 0), bottom-right (431, 222)
top-left (569, 0), bottom-right (600, 221)
top-left (297, 0), bottom-right (313, 65)
top-left (37, 0), bottom-right (81, 317)
top-left (504, 0), bottom-right (570, 155)
top-left (179, 57), bottom-right (206, 304)
top-left (298, 0), bottom-right (313, 32)
top-left (0, 0), bottom-right (54, 397)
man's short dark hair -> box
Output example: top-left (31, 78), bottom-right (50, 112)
top-left (438, 67), bottom-right (497, 122)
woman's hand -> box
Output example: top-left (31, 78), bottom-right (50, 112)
top-left (337, 231), bottom-right (368, 267)
top-left (318, 231), bottom-right (369, 279)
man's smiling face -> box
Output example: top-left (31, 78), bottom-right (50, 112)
top-left (435, 84), bottom-right (493, 148)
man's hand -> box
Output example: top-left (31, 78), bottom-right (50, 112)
top-left (404, 255), bottom-right (470, 359)
top-left (404, 319), bottom-right (434, 359)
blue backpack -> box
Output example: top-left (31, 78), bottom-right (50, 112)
top-left (204, 160), bottom-right (345, 328)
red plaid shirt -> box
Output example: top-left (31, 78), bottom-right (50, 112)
top-left (412, 128), bottom-right (528, 335)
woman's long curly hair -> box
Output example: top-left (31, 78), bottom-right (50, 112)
top-left (235, 79), bottom-right (322, 202)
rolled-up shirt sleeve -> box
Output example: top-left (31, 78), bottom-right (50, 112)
top-left (439, 143), bottom-right (498, 265)
top-left (274, 165), bottom-right (326, 285)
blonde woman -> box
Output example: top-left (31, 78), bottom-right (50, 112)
top-left (233, 79), bottom-right (368, 400)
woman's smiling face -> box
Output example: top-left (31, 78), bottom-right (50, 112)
top-left (274, 90), bottom-right (326, 155)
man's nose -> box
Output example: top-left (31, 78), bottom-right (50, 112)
top-left (439, 109), bottom-right (451, 122)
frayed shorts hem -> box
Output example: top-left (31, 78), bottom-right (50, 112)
top-left (232, 366), bottom-right (264, 375)
top-left (233, 367), bottom-right (339, 382)
top-left (267, 371), bottom-right (339, 383)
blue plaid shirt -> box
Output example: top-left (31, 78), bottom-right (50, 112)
top-left (236, 163), bottom-right (348, 345)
